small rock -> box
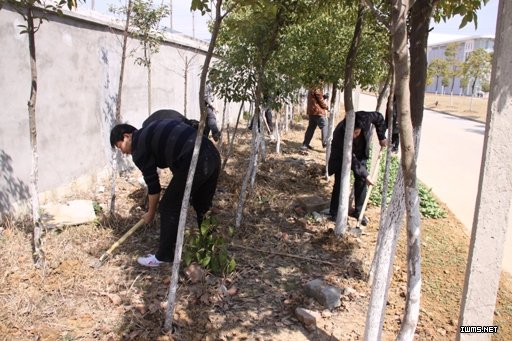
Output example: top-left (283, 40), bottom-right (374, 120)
top-left (321, 310), bottom-right (333, 318)
top-left (226, 286), bottom-right (238, 296)
top-left (297, 218), bottom-right (308, 228)
top-left (312, 211), bottom-right (323, 222)
top-left (295, 307), bottom-right (319, 330)
top-left (107, 294), bottom-right (122, 306)
top-left (162, 276), bottom-right (171, 285)
top-left (304, 279), bottom-right (341, 309)
top-left (185, 264), bottom-right (205, 284)
top-left (343, 287), bottom-right (357, 299)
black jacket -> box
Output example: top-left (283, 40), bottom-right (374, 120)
top-left (328, 111), bottom-right (387, 177)
top-left (132, 120), bottom-right (208, 195)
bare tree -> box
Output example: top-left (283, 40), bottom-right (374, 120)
top-left (8, 0), bottom-right (81, 267)
top-left (164, 0), bottom-right (236, 330)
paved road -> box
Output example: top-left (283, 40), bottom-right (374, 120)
top-left (355, 93), bottom-right (512, 274)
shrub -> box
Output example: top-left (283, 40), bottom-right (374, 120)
top-left (183, 217), bottom-right (236, 275)
top-left (369, 153), bottom-right (446, 219)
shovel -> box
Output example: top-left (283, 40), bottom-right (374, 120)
top-left (94, 218), bottom-right (145, 268)
top-left (356, 147), bottom-right (384, 229)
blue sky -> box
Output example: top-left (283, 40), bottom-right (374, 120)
top-left (429, 0), bottom-right (498, 43)
top-left (78, 0), bottom-right (498, 43)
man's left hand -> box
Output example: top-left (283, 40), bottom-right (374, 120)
top-left (379, 139), bottom-right (388, 147)
top-left (366, 177), bottom-right (375, 186)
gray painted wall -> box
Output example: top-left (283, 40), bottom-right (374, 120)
top-left (0, 6), bottom-right (238, 217)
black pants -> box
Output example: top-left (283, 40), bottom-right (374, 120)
top-left (303, 115), bottom-right (327, 147)
top-left (156, 141), bottom-right (221, 262)
top-left (392, 132), bottom-right (399, 151)
top-left (329, 160), bottom-right (367, 218)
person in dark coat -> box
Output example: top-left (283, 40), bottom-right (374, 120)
top-left (110, 120), bottom-right (221, 267)
top-left (142, 109), bottom-right (199, 129)
top-left (328, 111), bottom-right (387, 225)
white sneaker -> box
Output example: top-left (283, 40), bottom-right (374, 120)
top-left (137, 254), bottom-right (162, 267)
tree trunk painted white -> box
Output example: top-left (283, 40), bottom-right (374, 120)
top-left (458, 0), bottom-right (512, 338)
top-left (397, 185), bottom-right (421, 341)
top-left (336, 4), bottom-right (365, 235)
top-left (390, 1), bottom-right (422, 339)
top-left (249, 133), bottom-right (261, 193)
top-left (236, 133), bottom-right (262, 228)
top-left (164, 0), bottom-right (223, 331)
top-left (285, 104), bottom-right (289, 133)
top-left (275, 110), bottom-right (281, 154)
top-left (26, 7), bottom-right (44, 266)
top-left (334, 109), bottom-right (355, 235)
top-left (365, 168), bottom-right (406, 341)
top-left (258, 107), bottom-right (267, 163)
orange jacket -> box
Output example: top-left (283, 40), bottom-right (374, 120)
top-left (306, 87), bottom-right (329, 117)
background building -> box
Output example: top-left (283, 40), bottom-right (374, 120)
top-left (426, 35), bottom-right (494, 96)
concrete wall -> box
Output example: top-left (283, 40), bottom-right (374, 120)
top-left (0, 6), bottom-right (238, 217)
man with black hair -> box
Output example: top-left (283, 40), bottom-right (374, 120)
top-left (110, 120), bottom-right (220, 267)
top-left (328, 111), bottom-right (387, 225)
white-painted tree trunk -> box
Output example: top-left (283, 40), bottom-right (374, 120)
top-left (365, 169), bottom-right (406, 341)
top-left (236, 133), bottom-right (262, 228)
top-left (334, 109), bottom-right (355, 235)
top-left (275, 110), bottom-right (281, 154)
top-left (391, 1), bottom-right (422, 339)
top-left (458, 0), bottom-right (512, 338)
top-left (164, 0), bottom-right (223, 330)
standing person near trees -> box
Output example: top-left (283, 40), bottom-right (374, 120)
top-left (301, 80), bottom-right (329, 150)
top-left (110, 120), bottom-right (221, 267)
top-left (328, 111), bottom-right (387, 226)
top-left (204, 81), bottom-right (221, 142)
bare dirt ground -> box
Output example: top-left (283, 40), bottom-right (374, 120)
top-left (1, 118), bottom-right (511, 340)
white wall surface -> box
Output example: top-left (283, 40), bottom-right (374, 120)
top-left (0, 5), bottom-right (237, 216)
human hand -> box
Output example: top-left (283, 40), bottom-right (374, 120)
top-left (142, 211), bottom-right (156, 224)
top-left (379, 139), bottom-right (388, 147)
top-left (366, 177), bottom-right (375, 186)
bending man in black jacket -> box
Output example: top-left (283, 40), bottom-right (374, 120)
top-left (110, 120), bottom-right (221, 267)
top-left (328, 111), bottom-right (387, 225)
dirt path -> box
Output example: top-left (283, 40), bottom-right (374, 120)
top-left (1, 124), bottom-right (511, 340)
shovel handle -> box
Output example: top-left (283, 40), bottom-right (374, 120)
top-left (98, 218), bottom-right (145, 263)
top-left (357, 147), bottom-right (384, 228)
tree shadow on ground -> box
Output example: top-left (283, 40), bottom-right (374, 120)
top-left (102, 128), bottom-right (364, 340)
